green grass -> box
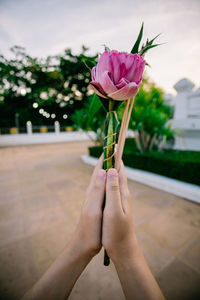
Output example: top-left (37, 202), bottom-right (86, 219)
top-left (88, 138), bottom-right (200, 186)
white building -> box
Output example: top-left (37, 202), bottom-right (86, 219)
top-left (169, 78), bottom-right (200, 151)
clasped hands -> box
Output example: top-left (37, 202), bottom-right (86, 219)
top-left (71, 155), bottom-right (136, 263)
top-left (22, 155), bottom-right (165, 300)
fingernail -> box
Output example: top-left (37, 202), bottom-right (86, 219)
top-left (98, 169), bottom-right (106, 179)
top-left (108, 168), bottom-right (118, 178)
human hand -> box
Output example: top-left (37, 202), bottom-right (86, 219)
top-left (70, 155), bottom-right (106, 259)
top-left (21, 158), bottom-right (106, 300)
top-left (102, 162), bottom-right (136, 263)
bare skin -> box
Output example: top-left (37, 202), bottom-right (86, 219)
top-left (22, 156), bottom-right (106, 300)
top-left (22, 156), bottom-right (165, 300)
top-left (103, 164), bottom-right (165, 300)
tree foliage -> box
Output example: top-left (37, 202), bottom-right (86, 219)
top-left (0, 46), bottom-right (97, 127)
top-left (129, 76), bottom-right (175, 152)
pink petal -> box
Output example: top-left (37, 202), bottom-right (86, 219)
top-left (92, 67), bottom-right (96, 81)
top-left (125, 57), bottom-right (138, 82)
top-left (90, 82), bottom-right (108, 99)
top-left (137, 79), bottom-right (143, 87)
top-left (95, 51), bottom-right (111, 82)
top-left (116, 78), bottom-right (129, 89)
top-left (134, 63), bottom-right (146, 84)
top-left (126, 55), bottom-right (145, 83)
top-left (119, 63), bottom-right (127, 79)
top-left (98, 71), bottom-right (117, 94)
top-left (124, 54), bottom-right (135, 70)
top-left (109, 51), bottom-right (121, 84)
top-left (108, 82), bottom-right (139, 101)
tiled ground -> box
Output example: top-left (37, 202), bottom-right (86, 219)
top-left (0, 141), bottom-right (199, 300)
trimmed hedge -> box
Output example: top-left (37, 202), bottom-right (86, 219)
top-left (88, 138), bottom-right (200, 186)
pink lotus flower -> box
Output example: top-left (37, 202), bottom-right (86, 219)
top-left (90, 50), bottom-right (145, 101)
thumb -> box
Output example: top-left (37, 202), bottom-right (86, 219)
top-left (105, 168), bottom-right (123, 214)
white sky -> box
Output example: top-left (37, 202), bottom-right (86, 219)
top-left (0, 0), bottom-right (200, 94)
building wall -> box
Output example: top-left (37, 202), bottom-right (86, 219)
top-left (170, 78), bottom-right (200, 151)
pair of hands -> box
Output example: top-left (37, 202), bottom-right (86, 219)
top-left (22, 155), bottom-right (165, 300)
top-left (72, 155), bottom-right (136, 262)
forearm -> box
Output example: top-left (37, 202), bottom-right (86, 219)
top-left (22, 156), bottom-right (105, 300)
top-left (113, 239), bottom-right (165, 300)
top-left (22, 241), bottom-right (92, 300)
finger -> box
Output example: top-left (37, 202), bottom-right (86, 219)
top-left (90, 153), bottom-right (104, 183)
top-left (119, 160), bottom-right (128, 189)
top-left (118, 161), bottom-right (131, 213)
top-left (105, 168), bottom-right (123, 214)
top-left (85, 168), bottom-right (106, 213)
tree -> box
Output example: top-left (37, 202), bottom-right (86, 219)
top-left (129, 76), bottom-right (174, 152)
top-left (0, 46), bottom-right (97, 128)
top-left (0, 46), bottom-right (62, 127)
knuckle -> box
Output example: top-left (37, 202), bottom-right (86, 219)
top-left (110, 184), bottom-right (119, 192)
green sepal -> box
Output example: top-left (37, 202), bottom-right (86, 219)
top-left (140, 44), bottom-right (161, 56)
top-left (131, 22), bottom-right (144, 54)
top-left (148, 33), bottom-right (161, 46)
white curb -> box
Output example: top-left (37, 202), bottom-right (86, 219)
top-left (0, 131), bottom-right (95, 146)
top-left (81, 155), bottom-right (200, 204)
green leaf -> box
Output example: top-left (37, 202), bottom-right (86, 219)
top-left (88, 94), bottom-right (103, 125)
top-left (131, 22), bottom-right (144, 54)
top-left (140, 44), bottom-right (161, 56)
top-left (148, 33), bottom-right (161, 46)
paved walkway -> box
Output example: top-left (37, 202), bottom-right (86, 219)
top-left (0, 141), bottom-right (199, 300)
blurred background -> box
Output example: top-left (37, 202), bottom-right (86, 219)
top-left (0, 0), bottom-right (200, 299)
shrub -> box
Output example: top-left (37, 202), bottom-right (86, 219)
top-left (128, 76), bottom-right (175, 152)
top-left (88, 138), bottom-right (200, 186)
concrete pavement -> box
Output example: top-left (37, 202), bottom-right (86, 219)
top-left (0, 141), bottom-right (199, 299)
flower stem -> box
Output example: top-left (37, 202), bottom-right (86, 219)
top-left (103, 100), bottom-right (119, 266)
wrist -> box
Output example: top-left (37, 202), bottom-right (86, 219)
top-left (111, 235), bottom-right (141, 267)
top-left (66, 235), bottom-right (95, 264)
